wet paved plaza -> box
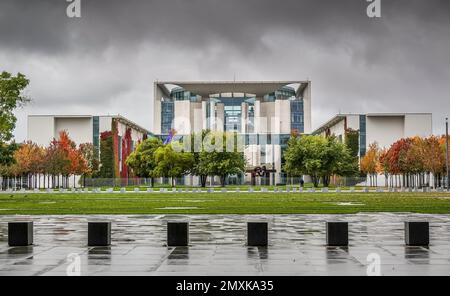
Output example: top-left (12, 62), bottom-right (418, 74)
top-left (1, 213), bottom-right (450, 276)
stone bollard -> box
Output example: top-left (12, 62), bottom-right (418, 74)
top-left (405, 222), bottom-right (429, 246)
top-left (167, 222), bottom-right (189, 246)
top-left (8, 222), bottom-right (33, 246)
top-left (261, 187), bottom-right (268, 193)
top-left (34, 188), bottom-right (40, 193)
top-left (336, 187), bottom-right (341, 193)
top-left (247, 222), bottom-right (268, 247)
top-left (350, 187), bottom-right (355, 193)
top-left (248, 187), bottom-right (254, 193)
top-left (88, 222), bottom-right (111, 246)
top-left (221, 188), bottom-right (227, 193)
top-left (147, 188), bottom-right (153, 193)
top-left (134, 188), bottom-right (140, 193)
top-left (120, 188), bottom-right (126, 193)
top-left (322, 187), bottom-right (329, 193)
top-left (363, 187), bottom-right (369, 193)
top-left (326, 222), bottom-right (348, 246)
top-left (299, 187), bottom-right (303, 193)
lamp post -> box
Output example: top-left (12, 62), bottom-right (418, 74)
top-left (446, 117), bottom-right (449, 191)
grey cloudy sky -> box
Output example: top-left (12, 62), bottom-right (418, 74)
top-left (1, 0), bottom-right (449, 141)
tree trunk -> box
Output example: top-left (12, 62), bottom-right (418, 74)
top-left (200, 175), bottom-right (207, 188)
top-left (220, 175), bottom-right (226, 187)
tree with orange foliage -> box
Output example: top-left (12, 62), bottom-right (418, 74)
top-left (360, 142), bottom-right (380, 186)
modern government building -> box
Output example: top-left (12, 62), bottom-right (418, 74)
top-left (153, 81), bottom-right (311, 184)
top-left (26, 80), bottom-right (433, 186)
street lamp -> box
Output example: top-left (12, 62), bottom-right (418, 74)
top-left (446, 117), bottom-right (449, 191)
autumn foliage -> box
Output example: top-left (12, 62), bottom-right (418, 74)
top-left (360, 136), bottom-right (449, 188)
top-left (0, 131), bottom-right (95, 189)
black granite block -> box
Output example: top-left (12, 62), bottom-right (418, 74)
top-left (88, 222), bottom-right (111, 246)
top-left (8, 222), bottom-right (33, 246)
top-left (326, 222), bottom-right (348, 246)
top-left (247, 222), bottom-right (268, 246)
top-left (167, 222), bottom-right (189, 246)
top-left (405, 222), bottom-right (429, 246)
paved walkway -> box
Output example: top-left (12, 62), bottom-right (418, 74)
top-left (1, 213), bottom-right (450, 276)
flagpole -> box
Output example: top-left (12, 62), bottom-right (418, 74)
top-left (446, 117), bottom-right (449, 191)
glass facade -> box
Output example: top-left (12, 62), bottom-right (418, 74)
top-left (359, 115), bottom-right (367, 157)
top-left (161, 101), bottom-right (174, 134)
top-left (243, 134), bottom-right (291, 145)
top-left (224, 104), bottom-right (241, 132)
top-left (290, 99), bottom-right (304, 133)
top-left (92, 116), bottom-right (100, 158)
top-left (171, 87), bottom-right (201, 102)
top-left (263, 86), bottom-right (296, 102)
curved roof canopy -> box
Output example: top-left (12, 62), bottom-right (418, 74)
top-left (156, 80), bottom-right (309, 97)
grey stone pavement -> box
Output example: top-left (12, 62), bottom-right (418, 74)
top-left (1, 213), bottom-right (450, 276)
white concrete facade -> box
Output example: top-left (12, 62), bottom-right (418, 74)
top-left (28, 115), bottom-right (149, 147)
top-left (313, 113), bottom-right (433, 154)
top-left (27, 115), bottom-right (151, 186)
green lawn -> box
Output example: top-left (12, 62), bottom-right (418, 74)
top-left (1, 192), bottom-right (450, 215)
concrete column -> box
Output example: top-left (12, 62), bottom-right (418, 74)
top-left (302, 81), bottom-right (312, 134)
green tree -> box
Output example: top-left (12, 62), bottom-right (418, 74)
top-left (199, 132), bottom-right (246, 187)
top-left (284, 135), bottom-right (357, 187)
top-left (0, 71), bottom-right (30, 165)
top-left (345, 128), bottom-right (359, 157)
top-left (189, 130), bottom-right (211, 187)
top-left (153, 142), bottom-right (194, 187)
top-left (98, 131), bottom-right (115, 178)
top-left (126, 137), bottom-right (163, 187)
top-left (0, 143), bottom-right (18, 166)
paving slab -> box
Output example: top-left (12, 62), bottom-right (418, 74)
top-left (1, 213), bottom-right (450, 275)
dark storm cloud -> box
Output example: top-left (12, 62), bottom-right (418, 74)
top-left (2, 0), bottom-right (448, 55)
top-left (1, 0), bottom-right (450, 140)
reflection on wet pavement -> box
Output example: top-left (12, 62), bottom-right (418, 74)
top-left (0, 213), bottom-right (450, 275)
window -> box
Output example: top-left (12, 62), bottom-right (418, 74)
top-left (359, 115), bottom-right (367, 157)
top-left (290, 99), bottom-right (304, 133)
top-left (161, 101), bottom-right (174, 134)
top-left (92, 116), bottom-right (100, 158)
